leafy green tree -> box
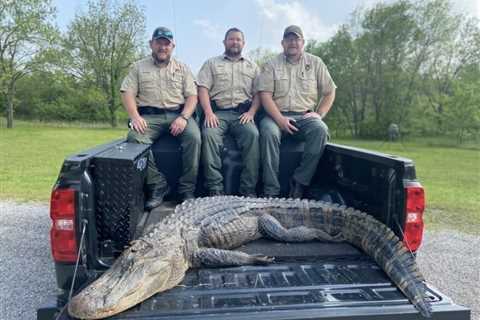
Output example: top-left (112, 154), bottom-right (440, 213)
top-left (246, 47), bottom-right (277, 67)
top-left (0, 0), bottom-right (56, 128)
top-left (63, 0), bottom-right (145, 127)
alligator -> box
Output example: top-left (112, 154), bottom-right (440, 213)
top-left (68, 196), bottom-right (431, 319)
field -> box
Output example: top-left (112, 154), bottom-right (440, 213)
top-left (1, 120), bottom-right (478, 232)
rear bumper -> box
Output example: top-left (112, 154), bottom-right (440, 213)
top-left (36, 298), bottom-right (470, 320)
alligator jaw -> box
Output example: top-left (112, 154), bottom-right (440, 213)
top-left (68, 239), bottom-right (184, 320)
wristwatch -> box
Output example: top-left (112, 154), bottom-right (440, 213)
top-left (179, 114), bottom-right (189, 121)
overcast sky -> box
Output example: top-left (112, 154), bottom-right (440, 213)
top-left (54, 0), bottom-right (480, 72)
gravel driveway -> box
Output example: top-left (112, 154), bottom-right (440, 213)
top-left (0, 201), bottom-right (478, 320)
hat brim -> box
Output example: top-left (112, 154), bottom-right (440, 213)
top-left (152, 36), bottom-right (173, 42)
top-left (284, 31), bottom-right (303, 38)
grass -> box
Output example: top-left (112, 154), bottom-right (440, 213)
top-left (0, 120), bottom-right (124, 201)
top-left (1, 120), bottom-right (478, 233)
top-left (333, 138), bottom-right (480, 233)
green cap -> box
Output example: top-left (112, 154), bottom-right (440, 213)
top-left (283, 25), bottom-right (304, 38)
top-left (152, 27), bottom-right (174, 41)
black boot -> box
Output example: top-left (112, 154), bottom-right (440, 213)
top-left (289, 179), bottom-right (305, 199)
top-left (208, 190), bottom-right (225, 196)
top-left (145, 184), bottom-right (170, 211)
top-left (180, 192), bottom-right (195, 202)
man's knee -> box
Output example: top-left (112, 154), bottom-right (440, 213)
top-left (127, 131), bottom-right (152, 145)
top-left (201, 127), bottom-right (222, 144)
top-left (241, 124), bottom-right (259, 141)
top-left (307, 119), bottom-right (328, 139)
top-left (260, 119), bottom-right (281, 142)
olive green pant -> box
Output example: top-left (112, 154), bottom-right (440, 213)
top-left (127, 112), bottom-right (201, 194)
top-left (259, 114), bottom-right (329, 196)
top-left (201, 109), bottom-right (259, 194)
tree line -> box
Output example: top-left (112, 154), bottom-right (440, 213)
top-left (1, 0), bottom-right (479, 142)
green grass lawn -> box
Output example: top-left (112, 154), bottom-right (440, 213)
top-left (1, 120), bottom-right (478, 233)
top-left (333, 138), bottom-right (480, 233)
top-left (0, 120), bottom-right (124, 201)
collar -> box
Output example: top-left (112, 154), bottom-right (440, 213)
top-left (283, 52), bottom-right (304, 65)
top-left (151, 54), bottom-right (173, 68)
top-left (223, 53), bottom-right (244, 62)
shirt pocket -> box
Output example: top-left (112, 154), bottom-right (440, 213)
top-left (298, 73), bottom-right (316, 95)
top-left (139, 71), bottom-right (156, 89)
top-left (273, 70), bottom-right (289, 97)
top-left (169, 72), bottom-right (183, 90)
top-left (213, 64), bottom-right (230, 90)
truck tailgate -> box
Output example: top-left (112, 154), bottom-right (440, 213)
top-left (82, 240), bottom-right (468, 320)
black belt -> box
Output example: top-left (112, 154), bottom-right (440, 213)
top-left (138, 105), bottom-right (183, 116)
top-left (283, 110), bottom-right (313, 116)
top-left (211, 100), bottom-right (251, 113)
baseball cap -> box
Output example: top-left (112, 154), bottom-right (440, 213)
top-left (152, 27), bottom-right (174, 41)
top-left (283, 25), bottom-right (304, 39)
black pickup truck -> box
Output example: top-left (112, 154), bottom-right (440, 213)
top-left (37, 132), bottom-right (470, 320)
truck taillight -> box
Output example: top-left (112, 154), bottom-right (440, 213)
top-left (50, 188), bottom-right (78, 262)
top-left (403, 182), bottom-right (425, 252)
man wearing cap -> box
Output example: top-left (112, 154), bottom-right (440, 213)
top-left (120, 27), bottom-right (201, 210)
top-left (257, 25), bottom-right (336, 199)
top-left (197, 27), bottom-right (261, 197)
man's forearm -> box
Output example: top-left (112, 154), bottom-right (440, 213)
top-left (315, 90), bottom-right (335, 118)
top-left (121, 91), bottom-right (140, 118)
top-left (198, 87), bottom-right (214, 114)
top-left (260, 92), bottom-right (283, 122)
top-left (249, 93), bottom-right (261, 114)
top-left (181, 95), bottom-right (198, 118)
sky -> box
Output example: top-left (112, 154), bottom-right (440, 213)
top-left (53, 0), bottom-right (480, 73)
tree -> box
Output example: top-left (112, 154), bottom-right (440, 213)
top-left (246, 47), bottom-right (277, 67)
top-left (0, 0), bottom-right (56, 128)
top-left (63, 0), bottom-right (145, 127)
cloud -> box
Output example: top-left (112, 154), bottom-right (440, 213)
top-left (255, 0), bottom-right (338, 45)
top-left (193, 19), bottom-right (223, 41)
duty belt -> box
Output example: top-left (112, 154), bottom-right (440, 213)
top-left (137, 105), bottom-right (183, 116)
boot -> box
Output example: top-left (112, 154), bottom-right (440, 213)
top-left (145, 184), bottom-right (170, 211)
top-left (289, 178), bottom-right (305, 199)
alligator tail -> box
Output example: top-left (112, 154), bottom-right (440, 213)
top-left (339, 208), bottom-right (432, 318)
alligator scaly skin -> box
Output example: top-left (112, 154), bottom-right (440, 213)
top-left (68, 196), bottom-right (431, 319)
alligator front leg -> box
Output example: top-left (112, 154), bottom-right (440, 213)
top-left (259, 214), bottom-right (344, 242)
top-left (193, 248), bottom-right (274, 267)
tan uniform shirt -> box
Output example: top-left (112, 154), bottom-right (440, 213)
top-left (197, 54), bottom-right (259, 109)
top-left (120, 56), bottom-right (197, 110)
top-left (256, 52), bottom-right (336, 113)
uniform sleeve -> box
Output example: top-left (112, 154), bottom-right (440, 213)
top-left (256, 61), bottom-right (275, 93)
top-left (196, 60), bottom-right (214, 90)
top-left (183, 65), bottom-right (198, 97)
top-left (251, 63), bottom-right (260, 95)
top-left (317, 60), bottom-right (336, 96)
top-left (120, 63), bottom-right (138, 94)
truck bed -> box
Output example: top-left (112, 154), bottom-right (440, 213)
top-left (94, 203), bottom-right (468, 320)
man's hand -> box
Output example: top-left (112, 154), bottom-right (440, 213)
top-left (204, 111), bottom-right (219, 128)
top-left (277, 116), bottom-right (299, 135)
top-left (170, 116), bottom-right (187, 136)
top-left (303, 111), bottom-right (322, 120)
top-left (238, 111), bottom-right (255, 124)
top-left (130, 116), bottom-right (148, 134)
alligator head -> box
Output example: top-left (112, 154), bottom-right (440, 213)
top-left (68, 231), bottom-right (188, 319)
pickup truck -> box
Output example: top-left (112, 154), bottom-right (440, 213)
top-left (37, 129), bottom-right (471, 320)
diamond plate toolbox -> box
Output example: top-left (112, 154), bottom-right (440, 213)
top-left (92, 142), bottom-right (149, 252)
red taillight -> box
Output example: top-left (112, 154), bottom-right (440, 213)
top-left (50, 188), bottom-right (77, 262)
top-left (403, 182), bottom-right (425, 252)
